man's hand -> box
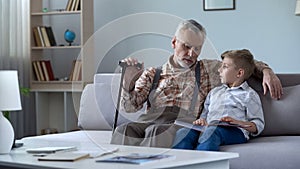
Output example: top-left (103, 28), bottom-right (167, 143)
top-left (262, 68), bottom-right (283, 99)
top-left (121, 58), bottom-right (144, 92)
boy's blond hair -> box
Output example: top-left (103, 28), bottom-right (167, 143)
top-left (221, 49), bottom-right (255, 80)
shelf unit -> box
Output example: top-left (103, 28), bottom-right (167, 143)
top-left (29, 0), bottom-right (94, 134)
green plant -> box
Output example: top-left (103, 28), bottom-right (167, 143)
top-left (20, 87), bottom-right (30, 97)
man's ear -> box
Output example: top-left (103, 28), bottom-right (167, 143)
top-left (171, 36), bottom-right (176, 49)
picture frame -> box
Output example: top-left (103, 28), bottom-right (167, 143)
top-left (203, 0), bottom-right (235, 11)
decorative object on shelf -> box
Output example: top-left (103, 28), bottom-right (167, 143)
top-left (203, 0), bottom-right (235, 11)
top-left (64, 29), bottom-right (76, 46)
top-left (0, 70), bottom-right (22, 154)
top-left (42, 8), bottom-right (48, 12)
top-left (296, 0), bottom-right (300, 15)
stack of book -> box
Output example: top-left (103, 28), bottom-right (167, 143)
top-left (65, 0), bottom-right (80, 11)
top-left (32, 60), bottom-right (55, 81)
top-left (33, 26), bottom-right (56, 47)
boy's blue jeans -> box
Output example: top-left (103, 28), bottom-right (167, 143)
top-left (172, 126), bottom-right (247, 151)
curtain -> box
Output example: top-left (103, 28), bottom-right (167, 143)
top-left (0, 0), bottom-right (36, 138)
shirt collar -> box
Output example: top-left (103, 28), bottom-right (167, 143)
top-left (223, 81), bottom-right (249, 90)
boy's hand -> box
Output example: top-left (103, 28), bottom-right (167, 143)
top-left (220, 116), bottom-right (248, 127)
top-left (193, 118), bottom-right (207, 126)
top-left (220, 116), bottom-right (240, 125)
top-left (221, 116), bottom-right (258, 133)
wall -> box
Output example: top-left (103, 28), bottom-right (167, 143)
top-left (92, 0), bottom-right (300, 73)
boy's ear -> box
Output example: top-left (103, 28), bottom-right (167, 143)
top-left (237, 68), bottom-right (245, 78)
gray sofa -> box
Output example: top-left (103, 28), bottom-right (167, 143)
top-left (220, 74), bottom-right (300, 169)
top-left (78, 73), bottom-right (300, 169)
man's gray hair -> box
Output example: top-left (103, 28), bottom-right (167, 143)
top-left (175, 19), bottom-right (206, 39)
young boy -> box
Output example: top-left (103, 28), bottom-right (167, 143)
top-left (172, 49), bottom-right (265, 151)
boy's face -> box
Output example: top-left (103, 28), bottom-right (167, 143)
top-left (218, 57), bottom-right (241, 87)
top-left (172, 29), bottom-right (204, 68)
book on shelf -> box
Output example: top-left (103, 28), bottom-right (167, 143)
top-left (32, 60), bottom-right (55, 81)
top-left (35, 60), bottom-right (45, 81)
top-left (73, 60), bottom-right (82, 81)
top-left (77, 62), bottom-right (82, 81)
top-left (65, 0), bottom-right (73, 11)
top-left (36, 26), bottom-right (45, 47)
top-left (77, 0), bottom-right (81, 10)
top-left (45, 26), bottom-right (57, 46)
top-left (96, 153), bottom-right (175, 165)
top-left (67, 0), bottom-right (80, 11)
top-left (174, 120), bottom-right (250, 132)
top-left (41, 61), bottom-right (50, 81)
top-left (40, 26), bottom-right (51, 47)
top-left (69, 60), bottom-right (82, 81)
top-left (43, 60), bottom-right (55, 80)
top-left (32, 27), bottom-right (42, 47)
top-left (70, 0), bottom-right (76, 11)
top-left (32, 61), bottom-right (41, 81)
top-left (73, 0), bottom-right (80, 11)
top-left (76, 60), bottom-right (82, 81)
top-left (69, 60), bottom-right (76, 81)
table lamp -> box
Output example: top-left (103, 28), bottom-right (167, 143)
top-left (0, 70), bottom-right (22, 154)
top-left (296, 0), bottom-right (300, 15)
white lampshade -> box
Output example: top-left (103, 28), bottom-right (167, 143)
top-left (296, 0), bottom-right (300, 15)
top-left (0, 70), bottom-right (22, 154)
top-left (0, 71), bottom-right (22, 110)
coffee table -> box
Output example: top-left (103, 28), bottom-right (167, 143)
top-left (0, 131), bottom-right (238, 169)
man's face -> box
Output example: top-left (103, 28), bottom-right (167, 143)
top-left (172, 29), bottom-right (204, 68)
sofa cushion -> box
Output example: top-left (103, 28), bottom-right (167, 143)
top-left (220, 136), bottom-right (300, 169)
top-left (259, 84), bottom-right (300, 136)
top-left (78, 84), bottom-right (112, 130)
top-left (78, 73), bottom-right (146, 130)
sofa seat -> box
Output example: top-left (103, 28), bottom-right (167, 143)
top-left (221, 136), bottom-right (300, 169)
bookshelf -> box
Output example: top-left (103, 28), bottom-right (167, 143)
top-left (29, 0), bottom-right (94, 134)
